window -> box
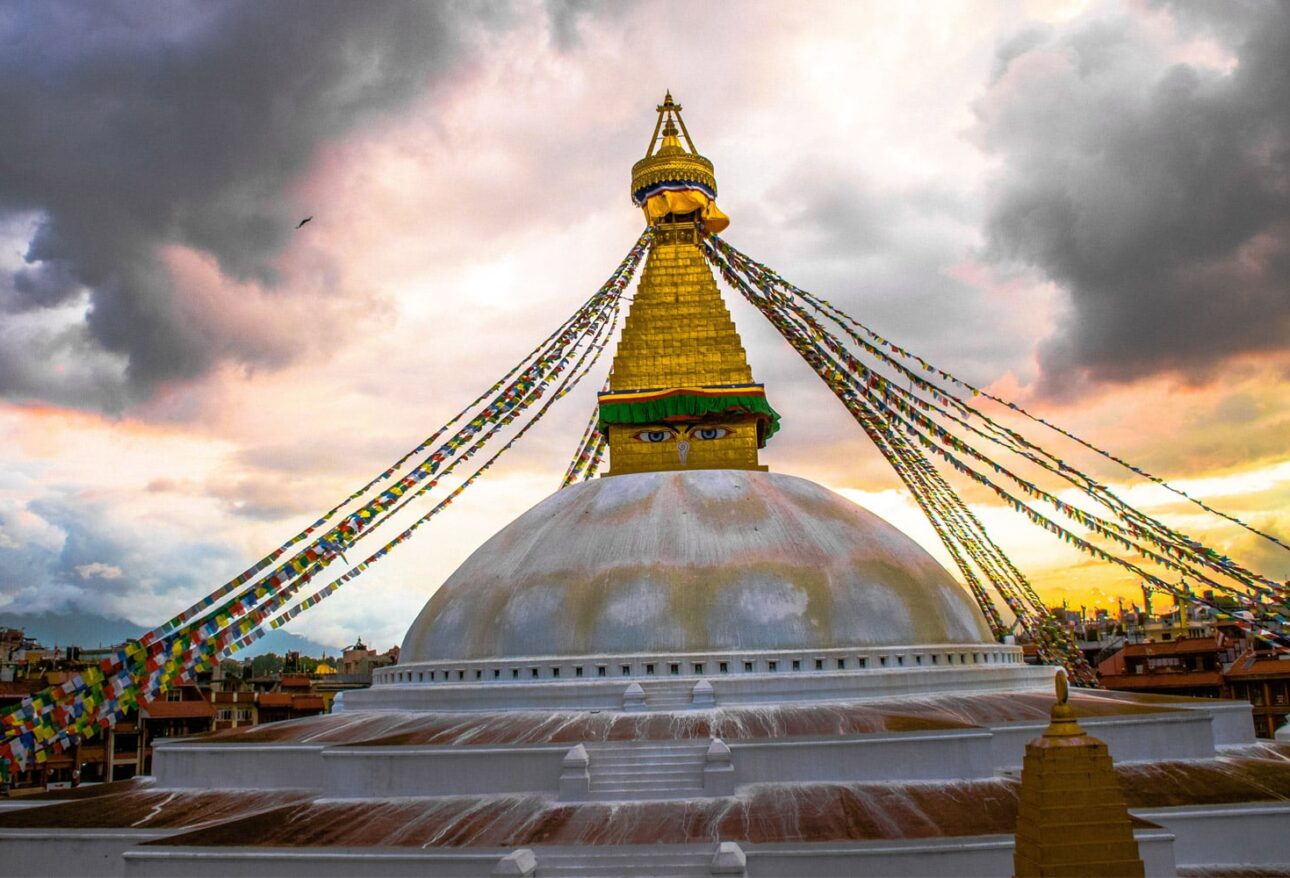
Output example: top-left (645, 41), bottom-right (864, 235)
top-left (475, 670), bottom-right (482, 680)
top-left (879, 656), bottom-right (888, 667)
top-left (456, 670), bottom-right (465, 680)
top-left (670, 663), bottom-right (680, 675)
top-left (493, 669), bottom-right (501, 679)
top-left (166, 690), bottom-right (182, 702)
top-left (575, 666), bottom-right (583, 677)
top-left (857, 658), bottom-right (866, 668)
top-left (768, 661), bottom-right (778, 672)
top-left (897, 656), bottom-right (904, 666)
top-left (693, 663), bottom-right (704, 675)
top-left (217, 709), bottom-right (231, 721)
top-left (791, 660), bottom-right (801, 671)
top-left (512, 668), bottom-right (520, 679)
top-left (815, 659), bottom-right (824, 671)
top-left (530, 667), bottom-right (539, 678)
top-left (621, 665), bottom-right (631, 676)
top-left (743, 661), bottom-right (754, 673)
top-left (836, 658), bottom-right (846, 670)
top-left (931, 655), bottom-right (938, 665)
top-left (915, 655), bottom-right (923, 665)
top-left (552, 668), bottom-right (560, 678)
top-left (597, 666), bottom-right (607, 677)
top-left (719, 662), bottom-right (729, 674)
top-left (645, 664), bottom-right (655, 676)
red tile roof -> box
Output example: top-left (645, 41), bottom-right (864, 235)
top-left (1121, 637), bottom-right (1219, 657)
top-left (0, 681), bottom-right (41, 697)
top-left (1101, 671), bottom-right (1224, 690)
top-left (211, 691), bottom-right (254, 704)
top-left (291, 696), bottom-right (325, 711)
top-left (1225, 658), bottom-right (1290, 678)
top-left (141, 700), bottom-right (214, 719)
top-left (258, 693), bottom-right (292, 708)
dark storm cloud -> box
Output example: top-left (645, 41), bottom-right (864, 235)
top-left (0, 1), bottom-right (489, 410)
top-left (976, 1), bottom-right (1290, 394)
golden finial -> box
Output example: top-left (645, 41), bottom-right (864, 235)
top-left (633, 91), bottom-right (715, 200)
top-left (1043, 669), bottom-right (1085, 738)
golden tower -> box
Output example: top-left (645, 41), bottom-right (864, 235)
top-left (600, 93), bottom-right (780, 476)
top-left (1012, 672), bottom-right (1145, 877)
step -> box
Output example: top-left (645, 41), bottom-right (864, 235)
top-left (590, 763), bottom-right (705, 775)
top-left (585, 789), bottom-right (707, 801)
top-left (586, 742), bottom-right (708, 752)
top-left (536, 858), bottom-right (710, 877)
top-left (589, 779), bottom-right (706, 791)
top-left (537, 864), bottom-right (709, 877)
top-left (539, 872), bottom-right (706, 877)
top-left (591, 769), bottom-right (703, 782)
top-left (588, 752), bottom-right (706, 763)
top-left (591, 753), bottom-right (705, 765)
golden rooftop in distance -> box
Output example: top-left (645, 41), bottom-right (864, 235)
top-left (601, 93), bottom-right (778, 476)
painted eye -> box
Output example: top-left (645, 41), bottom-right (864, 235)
top-left (632, 429), bottom-right (675, 443)
top-left (692, 427), bottom-right (731, 441)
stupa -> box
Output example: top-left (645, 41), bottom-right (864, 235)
top-left (4, 94), bottom-right (1289, 878)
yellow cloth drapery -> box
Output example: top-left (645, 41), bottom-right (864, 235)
top-left (641, 189), bottom-right (730, 234)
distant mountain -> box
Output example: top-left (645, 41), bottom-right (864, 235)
top-left (0, 611), bottom-right (338, 658)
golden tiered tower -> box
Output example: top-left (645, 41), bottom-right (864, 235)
top-left (1012, 672), bottom-right (1145, 877)
top-left (600, 94), bottom-right (779, 476)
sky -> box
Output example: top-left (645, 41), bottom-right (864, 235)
top-left (0, 0), bottom-right (1287, 652)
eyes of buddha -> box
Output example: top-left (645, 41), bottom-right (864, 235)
top-left (630, 426), bottom-right (732, 443)
top-left (635, 429), bottom-right (673, 443)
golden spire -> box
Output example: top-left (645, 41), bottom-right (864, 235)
top-left (1012, 672), bottom-right (1145, 877)
top-left (599, 93), bottom-right (778, 477)
top-left (630, 92), bottom-right (726, 234)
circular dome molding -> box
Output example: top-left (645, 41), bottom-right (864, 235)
top-left (401, 470), bottom-right (995, 664)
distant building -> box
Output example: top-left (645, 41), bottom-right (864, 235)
top-left (0, 628), bottom-right (340, 794)
top-left (1224, 653), bottom-right (1290, 738)
top-left (1096, 624), bottom-right (1290, 737)
top-left (1098, 635), bottom-right (1227, 699)
top-left (309, 638), bottom-right (398, 711)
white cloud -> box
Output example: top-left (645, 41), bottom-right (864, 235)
top-left (74, 562), bottom-right (124, 581)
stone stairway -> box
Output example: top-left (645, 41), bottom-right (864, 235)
top-left (531, 847), bottom-right (714, 877)
top-left (643, 678), bottom-right (701, 710)
top-left (585, 740), bottom-right (708, 800)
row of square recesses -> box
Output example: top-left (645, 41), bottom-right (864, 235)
top-left (377, 649), bottom-right (1023, 685)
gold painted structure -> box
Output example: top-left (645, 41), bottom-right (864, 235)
top-left (631, 94), bottom-right (727, 234)
top-left (631, 91), bottom-right (717, 200)
top-left (1012, 673), bottom-right (1145, 877)
top-left (605, 95), bottom-right (772, 477)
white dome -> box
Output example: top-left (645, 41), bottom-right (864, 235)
top-left (401, 470), bottom-right (994, 662)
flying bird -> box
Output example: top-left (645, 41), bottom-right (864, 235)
top-left (295, 216), bottom-right (313, 229)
